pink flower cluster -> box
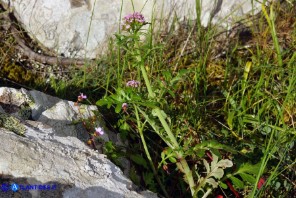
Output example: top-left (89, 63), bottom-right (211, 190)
top-left (126, 80), bottom-right (140, 88)
top-left (122, 12), bottom-right (146, 31)
top-left (124, 12), bottom-right (145, 24)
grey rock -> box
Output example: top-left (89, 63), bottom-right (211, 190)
top-left (0, 87), bottom-right (104, 141)
top-left (0, 87), bottom-right (157, 197)
top-left (1, 0), bottom-right (271, 59)
top-left (0, 128), bottom-right (156, 198)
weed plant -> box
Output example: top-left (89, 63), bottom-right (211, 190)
top-left (95, 1), bottom-right (295, 197)
top-left (93, 1), bottom-right (296, 197)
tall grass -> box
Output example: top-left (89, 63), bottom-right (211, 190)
top-left (94, 1), bottom-right (295, 197)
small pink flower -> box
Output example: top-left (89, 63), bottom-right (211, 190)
top-left (78, 93), bottom-right (87, 101)
top-left (80, 93), bottom-right (87, 99)
top-left (122, 103), bottom-right (128, 112)
top-left (95, 127), bottom-right (104, 135)
top-left (126, 80), bottom-right (140, 88)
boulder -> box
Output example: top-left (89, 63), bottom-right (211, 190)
top-left (0, 87), bottom-right (104, 141)
top-left (0, 87), bottom-right (153, 197)
top-left (0, 0), bottom-right (270, 59)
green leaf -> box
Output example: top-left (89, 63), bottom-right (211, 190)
top-left (211, 148), bottom-right (222, 158)
top-left (96, 98), bottom-right (113, 108)
top-left (196, 149), bottom-right (206, 158)
top-left (131, 93), bottom-right (142, 101)
top-left (210, 168), bottom-right (224, 179)
top-left (137, 101), bottom-right (158, 108)
top-left (104, 141), bottom-right (116, 153)
top-left (130, 154), bottom-right (148, 169)
top-left (219, 182), bottom-right (228, 189)
top-left (161, 151), bottom-right (165, 161)
top-left (236, 163), bottom-right (261, 175)
top-left (222, 90), bottom-right (237, 109)
top-left (162, 70), bottom-right (172, 81)
top-left (167, 89), bottom-right (175, 98)
top-left (193, 140), bottom-right (237, 154)
top-left (221, 129), bottom-right (229, 137)
top-left (216, 159), bottom-right (233, 169)
top-left (111, 93), bottom-right (122, 102)
top-left (119, 88), bottom-right (129, 100)
top-left (170, 69), bottom-right (190, 85)
top-left (137, 107), bottom-right (173, 148)
top-left (227, 111), bottom-right (235, 130)
top-left (137, 108), bottom-right (160, 133)
top-left (143, 172), bottom-right (154, 187)
top-left (152, 109), bottom-right (167, 119)
top-left (168, 156), bottom-right (177, 163)
top-left (229, 176), bottom-right (244, 189)
top-left (203, 159), bottom-right (210, 174)
top-left (239, 173), bottom-right (256, 184)
top-left (115, 103), bottom-right (122, 113)
top-left (119, 121), bottom-right (130, 131)
top-left (129, 166), bottom-right (140, 185)
top-left (206, 178), bottom-right (218, 188)
top-left (208, 153), bottom-right (233, 180)
top-left (210, 153), bottom-right (219, 168)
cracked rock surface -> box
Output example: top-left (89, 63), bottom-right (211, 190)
top-left (0, 87), bottom-right (156, 198)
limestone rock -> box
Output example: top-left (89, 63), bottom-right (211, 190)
top-left (0, 87), bottom-right (104, 141)
top-left (0, 128), bottom-right (156, 198)
top-left (0, 87), bottom-right (130, 174)
top-left (0, 87), bottom-right (157, 197)
top-left (0, 87), bottom-right (96, 141)
top-left (1, 0), bottom-right (271, 59)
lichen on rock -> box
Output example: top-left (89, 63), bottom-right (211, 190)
top-left (17, 103), bottom-right (32, 120)
top-left (0, 112), bottom-right (26, 135)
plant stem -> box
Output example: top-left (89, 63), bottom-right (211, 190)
top-left (177, 157), bottom-right (196, 196)
top-left (137, 54), bottom-right (196, 196)
top-left (134, 105), bottom-right (169, 197)
top-left (140, 64), bottom-right (155, 98)
top-left (201, 188), bottom-right (212, 198)
top-left (250, 126), bottom-right (276, 197)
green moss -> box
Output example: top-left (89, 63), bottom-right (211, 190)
top-left (0, 26), bottom-right (42, 86)
top-left (1, 62), bottom-right (35, 84)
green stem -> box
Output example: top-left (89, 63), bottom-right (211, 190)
top-left (140, 64), bottom-right (155, 98)
top-left (134, 105), bottom-right (169, 197)
top-left (177, 157), bottom-right (195, 196)
top-left (117, 0), bottom-right (123, 87)
top-left (137, 56), bottom-right (196, 196)
top-left (153, 108), bottom-right (178, 147)
top-left (250, 126), bottom-right (276, 197)
top-left (201, 188), bottom-right (212, 198)
top-left (134, 39), bottom-right (154, 98)
top-left (134, 34), bottom-right (195, 196)
top-left (154, 107), bottom-right (195, 195)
